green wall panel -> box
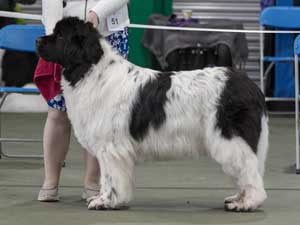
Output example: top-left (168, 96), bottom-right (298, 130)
top-left (128, 0), bottom-right (172, 67)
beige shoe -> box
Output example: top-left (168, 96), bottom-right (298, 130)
top-left (37, 187), bottom-right (59, 202)
top-left (81, 188), bottom-right (99, 201)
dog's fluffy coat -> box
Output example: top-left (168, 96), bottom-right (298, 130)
top-left (37, 17), bottom-right (268, 211)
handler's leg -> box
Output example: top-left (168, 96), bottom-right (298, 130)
top-left (38, 107), bottom-right (71, 201)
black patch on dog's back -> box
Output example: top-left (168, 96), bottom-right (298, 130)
top-left (129, 72), bottom-right (173, 141)
top-left (216, 69), bottom-right (266, 153)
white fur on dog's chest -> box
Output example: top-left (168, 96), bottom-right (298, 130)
top-left (61, 65), bottom-right (139, 156)
top-left (62, 78), bottom-right (97, 153)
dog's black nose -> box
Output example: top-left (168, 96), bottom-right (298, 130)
top-left (36, 38), bottom-right (42, 46)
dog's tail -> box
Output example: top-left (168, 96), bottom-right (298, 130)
top-left (256, 114), bottom-right (269, 177)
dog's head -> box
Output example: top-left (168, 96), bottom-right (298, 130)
top-left (36, 17), bottom-right (103, 68)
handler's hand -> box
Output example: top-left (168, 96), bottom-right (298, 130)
top-left (86, 11), bottom-right (99, 27)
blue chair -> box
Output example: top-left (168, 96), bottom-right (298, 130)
top-left (294, 35), bottom-right (300, 174)
top-left (0, 24), bottom-right (45, 159)
top-left (259, 6), bottom-right (300, 102)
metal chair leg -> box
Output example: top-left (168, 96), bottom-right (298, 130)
top-left (0, 93), bottom-right (8, 159)
top-left (0, 91), bottom-right (43, 159)
top-left (294, 54), bottom-right (300, 174)
top-left (0, 142), bottom-right (2, 159)
top-left (260, 26), bottom-right (265, 94)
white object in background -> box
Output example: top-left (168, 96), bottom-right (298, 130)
top-left (0, 84), bottom-right (48, 113)
top-left (182, 9), bottom-right (193, 19)
top-left (107, 5), bottom-right (129, 32)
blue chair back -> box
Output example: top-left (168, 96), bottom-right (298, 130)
top-left (0, 25), bottom-right (45, 52)
top-left (260, 6), bottom-right (300, 29)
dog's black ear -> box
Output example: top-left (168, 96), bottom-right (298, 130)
top-left (83, 35), bottom-right (103, 64)
top-left (82, 22), bottom-right (104, 64)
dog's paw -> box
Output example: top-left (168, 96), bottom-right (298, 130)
top-left (87, 195), bottom-right (111, 210)
top-left (224, 193), bottom-right (241, 204)
top-left (87, 195), bottom-right (128, 210)
top-left (224, 187), bottom-right (266, 212)
top-left (224, 200), bottom-right (256, 212)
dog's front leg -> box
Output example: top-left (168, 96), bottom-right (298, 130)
top-left (87, 143), bottom-right (135, 210)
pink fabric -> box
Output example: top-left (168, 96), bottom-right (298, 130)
top-left (34, 58), bottom-right (63, 101)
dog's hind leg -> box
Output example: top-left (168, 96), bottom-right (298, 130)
top-left (87, 142), bottom-right (135, 210)
top-left (206, 131), bottom-right (267, 212)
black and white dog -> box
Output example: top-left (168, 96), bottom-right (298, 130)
top-left (36, 17), bottom-right (268, 212)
